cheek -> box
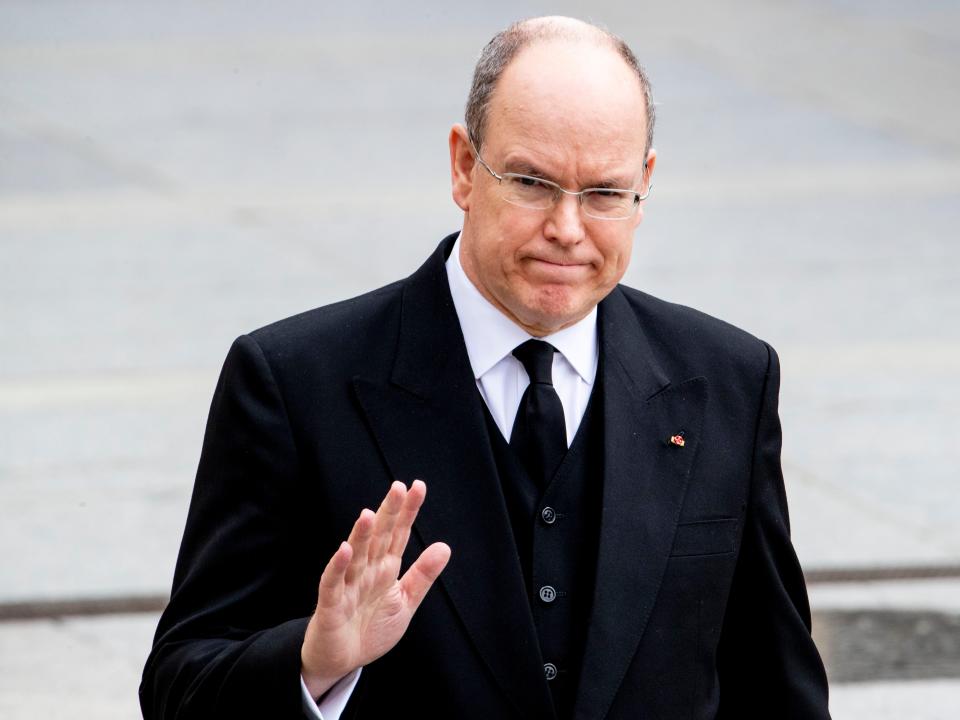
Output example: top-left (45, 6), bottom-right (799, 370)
top-left (477, 231), bottom-right (521, 291)
top-left (615, 240), bottom-right (634, 273)
top-left (495, 216), bottom-right (541, 266)
top-left (598, 234), bottom-right (634, 280)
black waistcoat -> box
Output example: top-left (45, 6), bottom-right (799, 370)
top-left (480, 381), bottom-right (604, 720)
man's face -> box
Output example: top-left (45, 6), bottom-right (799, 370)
top-left (451, 39), bottom-right (655, 336)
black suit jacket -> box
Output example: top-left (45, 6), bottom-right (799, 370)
top-left (141, 234), bottom-right (830, 719)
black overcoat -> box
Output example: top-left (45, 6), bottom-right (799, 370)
top-left (141, 233), bottom-right (830, 719)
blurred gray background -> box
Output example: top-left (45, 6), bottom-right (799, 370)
top-left (1, 1), bottom-right (958, 717)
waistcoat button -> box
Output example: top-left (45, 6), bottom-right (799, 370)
top-left (539, 585), bottom-right (557, 603)
top-left (544, 662), bottom-right (558, 681)
top-left (541, 506), bottom-right (557, 524)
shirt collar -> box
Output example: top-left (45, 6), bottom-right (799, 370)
top-left (446, 235), bottom-right (598, 384)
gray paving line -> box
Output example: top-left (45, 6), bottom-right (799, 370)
top-left (0, 594), bottom-right (168, 622)
top-left (805, 565), bottom-right (960, 584)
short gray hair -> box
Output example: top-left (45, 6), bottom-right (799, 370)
top-left (465, 17), bottom-right (655, 160)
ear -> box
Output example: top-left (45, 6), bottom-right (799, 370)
top-left (449, 123), bottom-right (476, 212)
top-left (643, 147), bottom-right (657, 188)
top-left (632, 147), bottom-right (657, 229)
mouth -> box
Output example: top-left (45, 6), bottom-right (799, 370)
top-left (526, 256), bottom-right (592, 279)
top-left (528, 256), bottom-right (590, 268)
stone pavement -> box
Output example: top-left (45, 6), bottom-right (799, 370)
top-left (1, 1), bottom-right (959, 717)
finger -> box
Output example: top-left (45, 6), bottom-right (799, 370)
top-left (387, 479), bottom-right (427, 557)
top-left (317, 541), bottom-right (353, 610)
top-left (343, 508), bottom-right (375, 585)
top-left (368, 480), bottom-right (406, 561)
top-left (399, 541), bottom-right (451, 610)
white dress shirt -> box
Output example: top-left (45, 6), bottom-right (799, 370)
top-left (301, 671), bottom-right (361, 720)
top-left (301, 235), bottom-right (599, 718)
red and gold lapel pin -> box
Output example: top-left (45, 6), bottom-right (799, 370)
top-left (669, 433), bottom-right (685, 448)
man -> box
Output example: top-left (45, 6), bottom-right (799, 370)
top-left (141, 16), bottom-right (831, 720)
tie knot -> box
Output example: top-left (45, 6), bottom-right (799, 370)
top-left (512, 339), bottom-right (557, 386)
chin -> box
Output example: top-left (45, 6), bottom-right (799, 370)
top-left (522, 291), bottom-right (586, 333)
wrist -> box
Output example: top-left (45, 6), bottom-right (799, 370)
top-left (300, 666), bottom-right (342, 701)
top-left (301, 641), bottom-right (355, 700)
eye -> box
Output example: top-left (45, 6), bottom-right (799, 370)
top-left (586, 189), bottom-right (630, 203)
top-left (500, 173), bottom-right (556, 209)
top-left (582, 189), bottom-right (638, 218)
top-left (514, 175), bottom-right (549, 189)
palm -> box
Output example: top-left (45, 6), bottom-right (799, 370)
top-left (301, 480), bottom-right (450, 698)
top-left (318, 550), bottom-right (409, 666)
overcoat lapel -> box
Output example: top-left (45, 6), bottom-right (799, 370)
top-left (573, 289), bottom-right (708, 720)
top-left (352, 238), bottom-right (555, 719)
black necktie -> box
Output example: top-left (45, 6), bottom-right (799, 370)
top-left (509, 339), bottom-right (568, 489)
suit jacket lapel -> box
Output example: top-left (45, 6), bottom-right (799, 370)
top-left (352, 236), bottom-right (554, 719)
top-left (574, 289), bottom-right (708, 720)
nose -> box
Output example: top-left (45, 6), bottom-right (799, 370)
top-left (543, 191), bottom-right (586, 247)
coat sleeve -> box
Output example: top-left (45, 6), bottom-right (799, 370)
top-left (140, 334), bottom-right (317, 719)
top-left (715, 342), bottom-right (832, 719)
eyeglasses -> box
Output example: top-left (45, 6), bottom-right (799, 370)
top-left (471, 141), bottom-right (651, 220)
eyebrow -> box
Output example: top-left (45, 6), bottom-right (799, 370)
top-left (501, 158), bottom-right (635, 190)
top-left (591, 177), bottom-right (634, 190)
top-left (503, 159), bottom-right (551, 178)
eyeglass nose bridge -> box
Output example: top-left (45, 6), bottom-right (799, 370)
top-left (556, 184), bottom-right (593, 207)
top-left (546, 183), bottom-right (588, 211)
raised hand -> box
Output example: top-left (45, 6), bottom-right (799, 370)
top-left (300, 480), bottom-right (451, 699)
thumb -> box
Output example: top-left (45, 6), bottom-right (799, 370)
top-left (399, 542), bottom-right (451, 610)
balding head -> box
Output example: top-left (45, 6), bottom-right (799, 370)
top-left (465, 16), bottom-right (655, 161)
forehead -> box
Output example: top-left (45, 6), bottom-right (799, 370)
top-left (484, 39), bottom-right (648, 171)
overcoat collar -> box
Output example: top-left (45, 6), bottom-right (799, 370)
top-left (353, 234), bottom-right (707, 720)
